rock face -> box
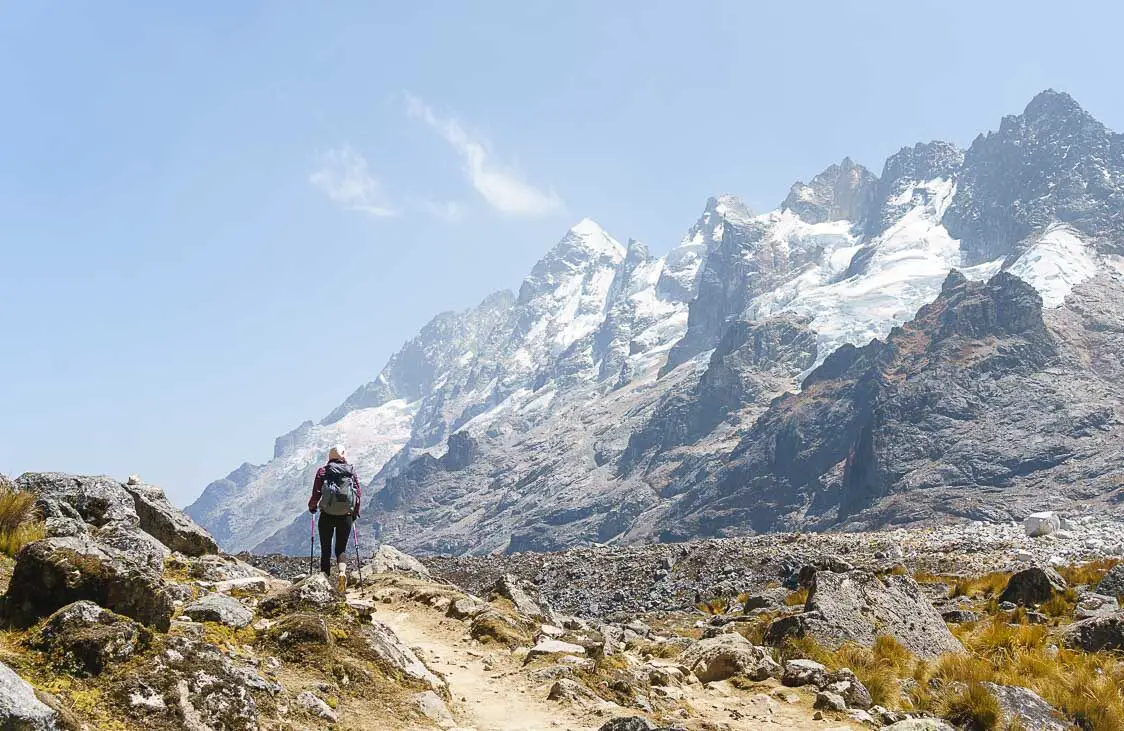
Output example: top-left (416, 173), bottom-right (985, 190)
top-left (998, 567), bottom-right (1068, 606)
top-left (677, 633), bottom-right (781, 683)
top-left (1095, 564), bottom-right (1124, 597)
top-left (2, 537), bottom-right (175, 631)
top-left (354, 621), bottom-right (447, 696)
top-left (31, 601), bottom-right (151, 675)
top-left (0, 660), bottom-right (66, 730)
top-left (192, 89), bottom-right (1124, 558)
top-left (122, 481), bottom-right (218, 556)
top-left (765, 570), bottom-right (963, 659)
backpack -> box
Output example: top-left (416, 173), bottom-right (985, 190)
top-left (318, 462), bottom-right (357, 516)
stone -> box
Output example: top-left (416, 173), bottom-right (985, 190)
top-left (210, 576), bottom-right (272, 595)
top-left (849, 709), bottom-right (877, 726)
top-left (941, 609), bottom-right (981, 624)
top-left (742, 587), bottom-right (792, 611)
top-left (491, 574), bottom-right (557, 624)
top-left (124, 637), bottom-right (260, 730)
top-left (446, 596), bottom-right (488, 620)
top-left (189, 554), bottom-right (269, 583)
top-left (1024, 512), bottom-right (1062, 537)
top-left (356, 621), bottom-right (447, 695)
top-left (678, 633), bottom-right (781, 683)
top-left (182, 593), bottom-right (254, 628)
top-left (2, 536), bottom-right (174, 631)
top-left (826, 669), bottom-right (873, 709)
top-left (92, 521), bottom-right (168, 572)
top-left (548, 678), bottom-right (600, 704)
top-left (782, 659), bottom-right (828, 688)
top-left (122, 481), bottom-right (218, 556)
top-left (1061, 612), bottom-right (1124, 652)
top-left (527, 639), bottom-right (587, 661)
top-left (31, 600), bottom-right (151, 676)
top-left (814, 691), bottom-right (847, 711)
top-left (268, 613), bottom-right (332, 647)
top-left (296, 690), bottom-right (338, 723)
top-left (364, 544), bottom-right (431, 578)
top-left (469, 609), bottom-right (534, 648)
top-left (597, 719), bottom-right (656, 731)
top-left (883, 721), bottom-right (956, 731)
top-left (413, 690), bottom-right (455, 728)
top-left (764, 570), bottom-right (963, 659)
top-left (0, 659), bottom-right (66, 730)
top-left (1095, 564), bottom-right (1124, 597)
top-left (258, 573), bottom-right (338, 618)
top-left (1075, 592), bottom-right (1119, 619)
top-left (998, 567), bottom-right (1068, 606)
top-left (980, 683), bottom-right (1069, 731)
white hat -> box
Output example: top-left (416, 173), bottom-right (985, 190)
top-left (328, 444), bottom-right (347, 462)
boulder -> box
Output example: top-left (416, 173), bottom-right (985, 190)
top-left (469, 609), bottom-right (534, 648)
top-left (17, 473), bottom-right (138, 528)
top-left (122, 481), bottom-right (218, 556)
top-left (825, 668), bottom-right (873, 709)
top-left (814, 690), bottom-right (847, 711)
top-left (548, 678), bottom-right (601, 704)
top-left (1024, 512), bottom-right (1061, 538)
top-left (491, 574), bottom-right (557, 624)
top-left (93, 521), bottom-right (167, 572)
top-left (365, 544), bottom-right (431, 578)
top-left (979, 683), bottom-right (1069, 731)
top-left (597, 719), bottom-right (656, 731)
top-left (182, 594), bottom-right (254, 628)
top-left (742, 587), bottom-right (792, 611)
top-left (412, 690), bottom-right (455, 728)
top-left (123, 637), bottom-right (260, 730)
top-left (2, 536), bottom-right (174, 631)
top-left (296, 691), bottom-right (338, 723)
top-left (1061, 612), bottom-right (1124, 652)
top-left (1075, 592), bottom-right (1119, 620)
top-left (527, 639), bottom-right (587, 661)
top-left (189, 554), bottom-right (269, 583)
top-left (354, 620), bottom-right (447, 696)
top-left (266, 613), bottom-right (332, 646)
top-left (31, 601), bottom-right (151, 675)
top-left (0, 660), bottom-right (67, 730)
top-left (782, 659), bottom-right (828, 688)
top-left (1095, 564), bottom-right (1124, 597)
top-left (446, 595), bottom-right (488, 620)
top-left (998, 567), bottom-right (1067, 606)
top-left (941, 609), bottom-right (981, 624)
top-left (678, 633), bottom-right (781, 683)
top-left (764, 570), bottom-right (963, 659)
top-left (258, 573), bottom-right (338, 618)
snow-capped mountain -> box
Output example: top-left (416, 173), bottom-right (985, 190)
top-left (188, 90), bottom-right (1124, 555)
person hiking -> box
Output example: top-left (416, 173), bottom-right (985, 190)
top-left (308, 444), bottom-right (361, 592)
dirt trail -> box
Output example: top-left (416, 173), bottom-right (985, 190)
top-left (378, 600), bottom-right (860, 731)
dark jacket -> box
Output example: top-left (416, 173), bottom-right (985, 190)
top-left (308, 458), bottom-right (361, 516)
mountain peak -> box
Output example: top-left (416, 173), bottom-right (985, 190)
top-left (782, 157), bottom-right (878, 224)
top-left (1022, 89), bottom-right (1091, 123)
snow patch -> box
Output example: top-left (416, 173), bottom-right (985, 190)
top-left (1007, 225), bottom-right (1098, 307)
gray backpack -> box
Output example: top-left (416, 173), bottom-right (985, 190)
top-left (319, 462), bottom-right (357, 516)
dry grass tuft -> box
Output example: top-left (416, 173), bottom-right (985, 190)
top-left (1057, 559), bottom-right (1120, 588)
top-left (0, 486), bottom-right (45, 557)
top-left (784, 587), bottom-right (809, 607)
top-left (950, 571), bottom-right (1011, 600)
top-left (938, 682), bottom-right (1003, 730)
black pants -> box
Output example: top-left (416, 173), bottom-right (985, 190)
top-left (318, 513), bottom-right (352, 575)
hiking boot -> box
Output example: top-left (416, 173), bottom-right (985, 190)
top-left (337, 561), bottom-right (347, 593)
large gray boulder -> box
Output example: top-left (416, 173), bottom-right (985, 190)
top-left (92, 520), bottom-right (167, 572)
top-left (678, 633), bottom-right (781, 683)
top-left (980, 683), bottom-right (1069, 731)
top-left (30, 600), bottom-right (151, 676)
top-left (1, 536), bottom-right (174, 631)
top-left (364, 544), bottom-right (431, 579)
top-left (765, 570), bottom-right (963, 659)
top-left (182, 594), bottom-right (253, 628)
top-left (188, 554), bottom-right (269, 582)
top-left (123, 480), bottom-right (218, 557)
top-left (0, 660), bottom-right (65, 730)
top-left (998, 567), bottom-right (1068, 607)
top-left (17, 473), bottom-right (137, 528)
top-left (491, 574), bottom-right (557, 624)
top-left (1061, 611), bottom-right (1124, 652)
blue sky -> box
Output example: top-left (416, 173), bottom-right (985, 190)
top-left (2, 1), bottom-right (1122, 506)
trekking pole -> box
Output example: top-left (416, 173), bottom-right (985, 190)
top-left (352, 523), bottom-right (363, 588)
top-left (309, 513), bottom-right (316, 577)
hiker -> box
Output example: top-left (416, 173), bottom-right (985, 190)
top-left (308, 444), bottom-right (361, 591)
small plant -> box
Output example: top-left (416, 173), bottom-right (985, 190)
top-left (784, 587), bottom-right (809, 607)
top-left (950, 571), bottom-right (1012, 600)
top-left (939, 682), bottom-right (1003, 730)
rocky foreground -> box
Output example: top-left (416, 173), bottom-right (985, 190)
top-left (4, 473), bottom-right (1124, 730)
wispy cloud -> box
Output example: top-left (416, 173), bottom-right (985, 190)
top-left (405, 94), bottom-right (563, 216)
top-left (309, 146), bottom-right (396, 218)
top-left (417, 199), bottom-right (467, 222)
